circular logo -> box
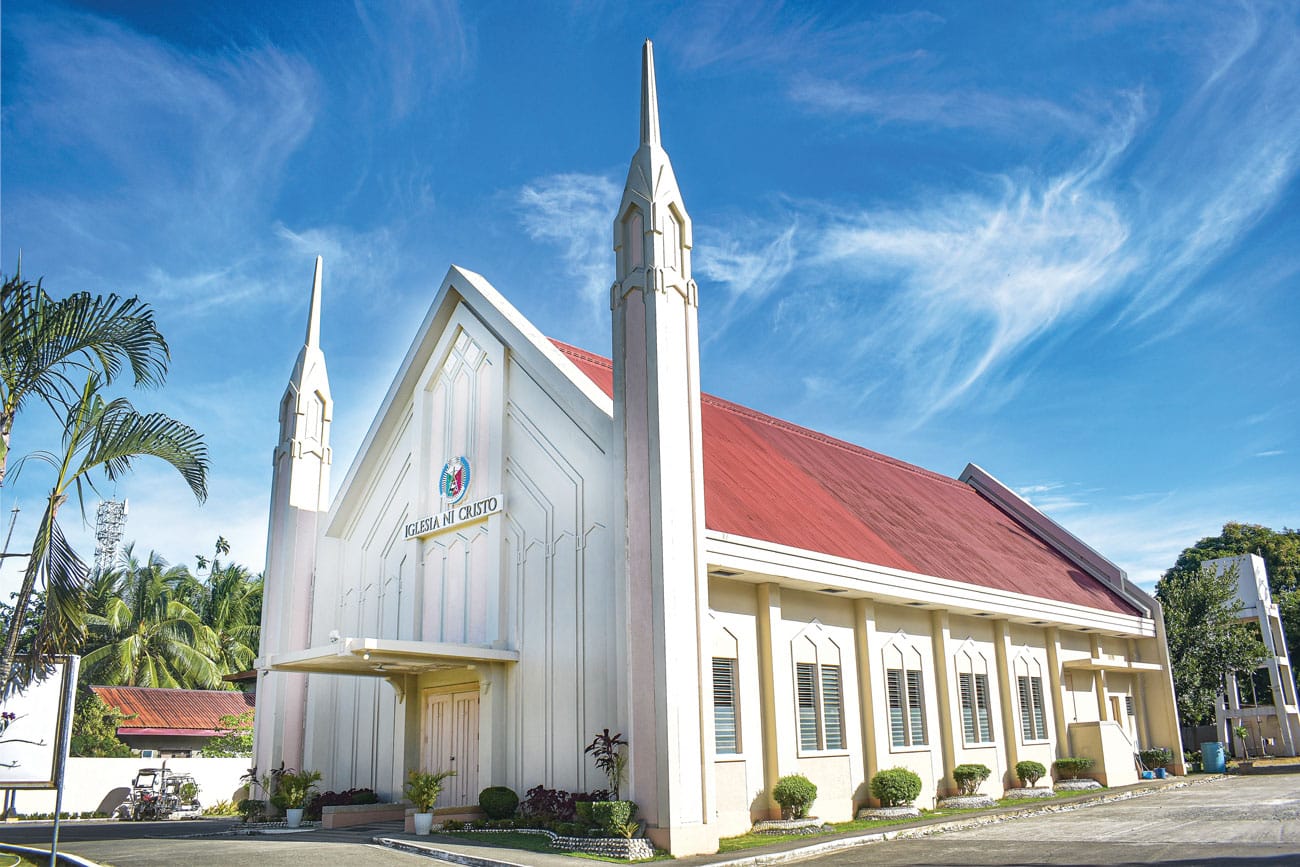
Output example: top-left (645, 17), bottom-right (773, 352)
top-left (439, 456), bottom-right (471, 505)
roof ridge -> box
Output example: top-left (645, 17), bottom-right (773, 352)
top-left (550, 338), bottom-right (966, 490)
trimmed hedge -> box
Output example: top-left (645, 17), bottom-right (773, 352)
top-left (772, 774), bottom-right (818, 818)
top-left (952, 763), bottom-right (991, 796)
top-left (870, 767), bottom-right (922, 807)
top-left (1054, 757), bottom-right (1095, 780)
top-left (1015, 760), bottom-right (1047, 788)
top-left (479, 786), bottom-right (520, 819)
top-left (590, 800), bottom-right (637, 836)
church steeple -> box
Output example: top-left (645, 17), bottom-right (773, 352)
top-left (611, 41), bottom-right (716, 856)
top-left (612, 39), bottom-right (695, 306)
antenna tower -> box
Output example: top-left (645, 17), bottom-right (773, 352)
top-left (94, 499), bottom-right (128, 571)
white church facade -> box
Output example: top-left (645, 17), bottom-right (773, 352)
top-left (253, 42), bottom-right (1184, 856)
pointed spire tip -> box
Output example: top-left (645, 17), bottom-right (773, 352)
top-left (640, 39), bottom-right (660, 146)
top-left (306, 256), bottom-right (323, 348)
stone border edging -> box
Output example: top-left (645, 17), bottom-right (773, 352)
top-left (381, 826), bottom-right (655, 862)
top-left (377, 837), bottom-right (534, 867)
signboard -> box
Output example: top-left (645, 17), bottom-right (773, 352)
top-left (405, 493), bottom-right (503, 540)
top-left (0, 658), bottom-right (77, 789)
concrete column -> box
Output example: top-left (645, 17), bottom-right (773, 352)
top-left (755, 583), bottom-right (783, 818)
top-left (1090, 636), bottom-right (1111, 721)
top-left (853, 599), bottom-right (879, 807)
top-left (1044, 627), bottom-right (1069, 757)
top-left (993, 620), bottom-right (1018, 788)
top-left (929, 610), bottom-right (956, 796)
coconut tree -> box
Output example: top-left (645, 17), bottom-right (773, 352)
top-left (172, 544), bottom-right (262, 679)
top-left (81, 547), bottom-right (223, 689)
top-left (0, 375), bottom-right (207, 694)
top-left (0, 268), bottom-right (169, 486)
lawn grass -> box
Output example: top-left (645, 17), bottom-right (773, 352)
top-left (717, 790), bottom-right (1088, 854)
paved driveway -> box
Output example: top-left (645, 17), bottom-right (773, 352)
top-left (802, 773), bottom-right (1300, 866)
top-left (0, 818), bottom-right (418, 866)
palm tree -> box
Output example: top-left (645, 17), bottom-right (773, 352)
top-left (81, 547), bottom-right (223, 689)
top-left (0, 375), bottom-right (207, 694)
top-left (1, 267), bottom-right (169, 486)
top-left (172, 542), bottom-right (262, 679)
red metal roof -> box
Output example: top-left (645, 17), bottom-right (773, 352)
top-left (90, 686), bottom-right (254, 732)
top-left (553, 340), bottom-right (1138, 616)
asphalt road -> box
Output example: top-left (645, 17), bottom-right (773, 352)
top-left (801, 773), bottom-right (1300, 866)
top-left (3, 774), bottom-right (1298, 866)
top-left (0, 818), bottom-right (419, 866)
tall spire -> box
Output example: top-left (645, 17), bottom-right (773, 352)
top-left (305, 255), bottom-right (323, 348)
top-left (640, 39), bottom-right (660, 146)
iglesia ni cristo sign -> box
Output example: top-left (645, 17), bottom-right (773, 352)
top-left (405, 456), bottom-right (502, 539)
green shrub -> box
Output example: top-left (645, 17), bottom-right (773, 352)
top-left (1015, 760), bottom-right (1047, 788)
top-left (575, 800), bottom-right (596, 827)
top-left (236, 798), bottom-right (265, 823)
top-left (441, 819), bottom-right (466, 831)
top-left (270, 769), bottom-right (322, 810)
top-left (479, 786), bottom-right (520, 819)
top-left (870, 767), bottom-right (922, 806)
top-left (772, 773), bottom-right (818, 818)
top-left (405, 769), bottom-right (455, 813)
top-left (952, 763), bottom-right (991, 796)
top-left (589, 800), bottom-right (637, 836)
top-left (1139, 748), bottom-right (1173, 770)
top-left (1054, 757), bottom-right (1095, 780)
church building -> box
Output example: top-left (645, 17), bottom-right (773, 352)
top-left (253, 42), bottom-right (1184, 856)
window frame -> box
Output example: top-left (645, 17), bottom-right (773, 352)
top-left (795, 660), bottom-right (846, 753)
top-left (886, 666), bottom-right (929, 750)
top-left (958, 671), bottom-right (996, 746)
top-left (712, 656), bottom-right (741, 756)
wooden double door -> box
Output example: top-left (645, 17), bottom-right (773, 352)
top-left (421, 688), bottom-right (480, 808)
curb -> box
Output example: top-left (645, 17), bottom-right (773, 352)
top-left (0, 842), bottom-right (105, 867)
top-left (376, 837), bottom-right (536, 867)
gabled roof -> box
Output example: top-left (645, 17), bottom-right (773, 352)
top-left (91, 686), bottom-right (254, 737)
top-left (553, 340), bottom-right (1139, 617)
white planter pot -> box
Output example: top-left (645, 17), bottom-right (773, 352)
top-left (285, 808), bottom-right (304, 828)
top-left (413, 812), bottom-right (434, 835)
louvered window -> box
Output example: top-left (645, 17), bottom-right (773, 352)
top-left (959, 672), bottom-right (994, 744)
top-left (796, 662), bottom-right (820, 751)
top-left (795, 662), bottom-right (845, 751)
top-left (1125, 694), bottom-right (1135, 717)
top-left (1018, 674), bottom-right (1048, 741)
top-left (821, 665), bottom-right (844, 750)
top-left (887, 668), bottom-right (928, 747)
top-left (713, 658), bottom-right (739, 754)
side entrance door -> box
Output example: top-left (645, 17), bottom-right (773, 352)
top-left (421, 688), bottom-right (480, 807)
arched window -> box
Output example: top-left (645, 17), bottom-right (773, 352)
top-left (1013, 648), bottom-right (1049, 743)
top-left (792, 621), bottom-right (844, 752)
top-left (882, 632), bottom-right (928, 749)
top-left (954, 639), bottom-right (995, 746)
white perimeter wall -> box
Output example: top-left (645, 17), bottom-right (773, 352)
top-left (9, 757), bottom-right (249, 815)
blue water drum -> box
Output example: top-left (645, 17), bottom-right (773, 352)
top-left (1201, 741), bottom-right (1226, 773)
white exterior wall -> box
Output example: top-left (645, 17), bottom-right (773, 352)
top-left (11, 757), bottom-right (249, 815)
top-left (295, 301), bottom-right (617, 802)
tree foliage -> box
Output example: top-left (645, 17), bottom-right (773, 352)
top-left (1156, 561), bottom-right (1267, 726)
top-left (1166, 522), bottom-right (1300, 669)
top-left (70, 689), bottom-right (132, 757)
top-left (202, 711), bottom-right (254, 758)
top-left (0, 376), bottom-right (208, 695)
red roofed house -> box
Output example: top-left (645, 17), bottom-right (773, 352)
top-left (253, 42), bottom-right (1183, 856)
top-left (91, 686), bottom-right (254, 757)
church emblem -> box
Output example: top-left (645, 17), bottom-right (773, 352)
top-left (439, 456), bottom-right (471, 505)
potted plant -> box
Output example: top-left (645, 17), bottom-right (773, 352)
top-left (405, 769), bottom-right (456, 835)
top-left (270, 769), bottom-right (321, 828)
top-left (1139, 748), bottom-right (1173, 779)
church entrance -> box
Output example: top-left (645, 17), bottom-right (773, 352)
top-left (420, 687), bottom-right (480, 808)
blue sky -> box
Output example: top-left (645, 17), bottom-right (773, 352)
top-left (2, 0), bottom-right (1297, 594)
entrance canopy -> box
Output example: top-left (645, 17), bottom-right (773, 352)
top-left (267, 637), bottom-right (518, 678)
top-left (1062, 657), bottom-right (1163, 674)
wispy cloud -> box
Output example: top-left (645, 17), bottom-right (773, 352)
top-left (1255, 450), bottom-right (1285, 458)
top-left (687, 5), bottom-right (1300, 427)
top-left (352, 0), bottom-right (474, 119)
top-left (516, 172), bottom-right (621, 313)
